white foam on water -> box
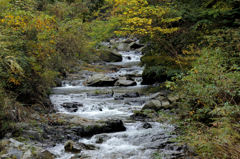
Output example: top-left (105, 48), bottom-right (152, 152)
top-left (50, 93), bottom-right (148, 120)
top-left (48, 122), bottom-right (175, 159)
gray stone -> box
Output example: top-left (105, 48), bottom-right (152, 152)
top-left (7, 149), bottom-right (23, 159)
top-left (36, 150), bottom-right (56, 159)
top-left (61, 102), bottom-right (83, 112)
top-left (168, 95), bottom-right (179, 103)
top-left (85, 74), bottom-right (117, 87)
top-left (64, 140), bottom-right (82, 153)
top-left (100, 49), bottom-right (122, 62)
top-left (129, 42), bottom-right (144, 50)
top-left (122, 38), bottom-right (134, 44)
top-left (22, 150), bottom-right (32, 159)
top-left (142, 99), bottom-right (172, 111)
top-left (75, 120), bottom-right (126, 137)
top-left (110, 39), bottom-right (117, 45)
top-left (95, 135), bottom-right (110, 144)
top-left (117, 43), bottom-right (130, 51)
top-left (114, 80), bottom-right (137, 87)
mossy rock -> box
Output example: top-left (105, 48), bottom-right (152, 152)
top-left (99, 49), bottom-right (122, 62)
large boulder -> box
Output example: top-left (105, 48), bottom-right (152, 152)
top-left (114, 79), bottom-right (137, 87)
top-left (74, 120), bottom-right (126, 137)
top-left (129, 42), bottom-right (144, 50)
top-left (142, 99), bottom-right (171, 111)
top-left (85, 74), bottom-right (117, 87)
top-left (100, 49), bottom-right (122, 62)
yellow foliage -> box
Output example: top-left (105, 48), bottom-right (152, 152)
top-left (8, 77), bottom-right (20, 85)
top-left (0, 14), bottom-right (56, 33)
top-left (109, 0), bottom-right (181, 37)
top-left (0, 13), bottom-right (57, 61)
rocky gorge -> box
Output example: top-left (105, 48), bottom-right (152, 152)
top-left (0, 38), bottom-right (194, 159)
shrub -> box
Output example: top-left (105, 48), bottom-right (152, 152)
top-left (175, 48), bottom-right (240, 158)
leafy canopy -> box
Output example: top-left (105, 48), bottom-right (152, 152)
top-left (108, 0), bottom-right (181, 37)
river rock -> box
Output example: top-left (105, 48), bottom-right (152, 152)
top-left (2, 149), bottom-right (23, 159)
top-left (70, 80), bottom-right (82, 86)
top-left (94, 134), bottom-right (110, 144)
top-left (114, 92), bottom-right (140, 100)
top-left (114, 79), bottom-right (137, 87)
top-left (142, 123), bottom-right (152, 129)
top-left (36, 150), bottom-right (56, 159)
top-left (75, 120), bottom-right (126, 137)
top-left (142, 99), bottom-right (172, 111)
top-left (122, 38), bottom-right (134, 44)
top-left (109, 39), bottom-right (117, 45)
top-left (143, 100), bottom-right (161, 111)
top-left (167, 95), bottom-right (179, 103)
top-left (114, 96), bottom-right (124, 100)
top-left (150, 92), bottom-right (167, 99)
top-left (100, 49), bottom-right (122, 62)
top-left (117, 42), bottom-right (130, 51)
top-left (61, 102), bottom-right (83, 112)
top-left (130, 111), bottom-right (149, 121)
top-left (129, 42), bottom-right (144, 50)
top-left (64, 140), bottom-right (81, 153)
top-left (85, 74), bottom-right (117, 87)
top-left (123, 92), bottom-right (140, 98)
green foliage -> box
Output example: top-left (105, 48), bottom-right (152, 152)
top-left (0, 0), bottom-right (107, 106)
top-left (177, 48), bottom-right (240, 121)
top-left (174, 47), bottom-right (240, 158)
top-left (85, 17), bottom-right (121, 46)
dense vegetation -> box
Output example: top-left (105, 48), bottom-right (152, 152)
top-left (0, 0), bottom-right (239, 158)
top-left (0, 0), bottom-right (106, 137)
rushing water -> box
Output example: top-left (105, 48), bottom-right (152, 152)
top-left (49, 40), bottom-right (184, 159)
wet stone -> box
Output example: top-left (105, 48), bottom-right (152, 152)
top-left (94, 135), bottom-right (110, 144)
top-left (130, 112), bottom-right (149, 121)
top-left (61, 102), bottom-right (83, 112)
top-left (64, 140), bottom-right (81, 153)
top-left (142, 122), bottom-right (152, 129)
top-left (114, 79), bottom-right (137, 87)
top-left (114, 92), bottom-right (140, 100)
top-left (75, 120), bottom-right (126, 137)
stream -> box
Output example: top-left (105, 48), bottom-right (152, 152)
top-left (48, 39), bottom-right (186, 159)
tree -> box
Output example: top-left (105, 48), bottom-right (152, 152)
top-left (109, 0), bottom-right (181, 38)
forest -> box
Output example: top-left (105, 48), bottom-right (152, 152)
top-left (0, 0), bottom-right (240, 158)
